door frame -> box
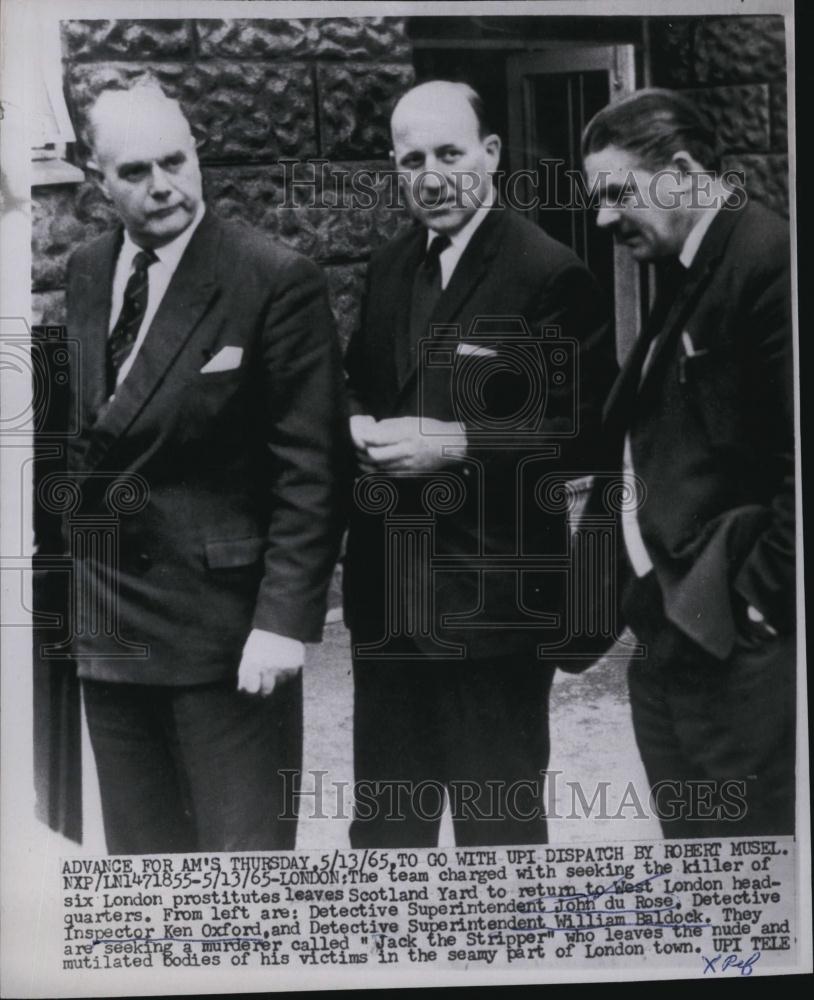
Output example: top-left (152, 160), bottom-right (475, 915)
top-left (507, 45), bottom-right (639, 363)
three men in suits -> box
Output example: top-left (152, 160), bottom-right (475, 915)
top-left (582, 89), bottom-right (795, 836)
top-left (344, 81), bottom-right (615, 847)
top-left (66, 82), bottom-right (349, 853)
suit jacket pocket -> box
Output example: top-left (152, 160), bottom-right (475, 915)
top-left (205, 536), bottom-right (266, 570)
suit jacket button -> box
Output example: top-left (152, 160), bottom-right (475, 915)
top-left (136, 552), bottom-right (152, 571)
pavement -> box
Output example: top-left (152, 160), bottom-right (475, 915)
top-left (297, 621), bottom-right (660, 848)
top-left (39, 620), bottom-right (660, 854)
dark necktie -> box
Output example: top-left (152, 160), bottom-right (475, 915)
top-left (421, 233), bottom-right (452, 287)
top-left (648, 258), bottom-right (687, 334)
top-left (405, 235), bottom-right (452, 374)
top-left (106, 248), bottom-right (158, 396)
top-left (637, 257), bottom-right (688, 383)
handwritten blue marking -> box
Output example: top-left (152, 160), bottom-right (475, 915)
top-left (91, 937), bottom-right (266, 948)
top-left (522, 873), bottom-right (667, 915)
top-left (569, 873), bottom-right (662, 899)
top-left (702, 952), bottom-right (761, 976)
top-left (543, 921), bottom-right (708, 933)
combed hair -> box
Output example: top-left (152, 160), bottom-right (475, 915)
top-left (581, 88), bottom-right (720, 171)
top-left (463, 86), bottom-right (492, 139)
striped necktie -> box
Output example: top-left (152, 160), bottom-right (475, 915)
top-left (106, 248), bottom-right (158, 396)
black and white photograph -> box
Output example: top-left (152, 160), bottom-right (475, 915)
top-left (0, 0), bottom-right (808, 994)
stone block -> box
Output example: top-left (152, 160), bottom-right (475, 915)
top-left (203, 162), bottom-right (409, 264)
top-left (686, 85), bottom-right (770, 154)
top-left (308, 17), bottom-right (410, 60)
top-left (691, 15), bottom-right (786, 84)
top-left (324, 263), bottom-right (367, 352)
top-left (196, 17), bottom-right (410, 61)
top-left (32, 184), bottom-right (117, 291)
top-left (318, 63), bottom-right (415, 159)
top-left (203, 166), bottom-right (285, 224)
top-left (196, 18), bottom-right (316, 58)
top-left (195, 61), bottom-right (316, 160)
top-left (61, 19), bottom-right (193, 60)
top-left (68, 61), bottom-right (317, 161)
top-left (650, 15), bottom-right (786, 87)
top-left (314, 202), bottom-right (409, 264)
top-left (32, 291), bottom-right (67, 327)
top-left (722, 154), bottom-right (789, 217)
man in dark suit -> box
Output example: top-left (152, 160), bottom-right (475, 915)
top-left (344, 81), bottom-right (615, 847)
top-left (582, 88), bottom-right (795, 837)
top-left (64, 82), bottom-right (349, 853)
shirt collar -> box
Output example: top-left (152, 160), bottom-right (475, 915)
top-left (678, 204), bottom-right (721, 269)
top-left (120, 202), bottom-right (206, 271)
top-left (426, 188), bottom-right (495, 253)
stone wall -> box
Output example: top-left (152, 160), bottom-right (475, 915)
top-left (33, 15), bottom-right (791, 333)
top-left (648, 14), bottom-right (789, 216)
top-left (32, 17), bottom-right (416, 345)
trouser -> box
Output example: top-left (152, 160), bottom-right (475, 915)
top-left (82, 672), bottom-right (302, 854)
top-left (622, 573), bottom-right (795, 838)
top-left (350, 652), bottom-right (556, 848)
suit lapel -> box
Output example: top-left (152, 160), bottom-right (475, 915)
top-left (602, 317), bottom-right (658, 433)
top-left (635, 259), bottom-right (716, 402)
top-left (604, 204), bottom-right (745, 431)
top-left (71, 230), bottom-right (120, 425)
top-left (388, 227), bottom-right (425, 390)
top-left (83, 211), bottom-right (221, 470)
top-left (395, 208), bottom-right (505, 397)
top-left (429, 208), bottom-right (504, 328)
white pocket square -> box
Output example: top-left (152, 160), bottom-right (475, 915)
top-left (456, 342), bottom-right (498, 358)
top-left (200, 346), bottom-right (243, 373)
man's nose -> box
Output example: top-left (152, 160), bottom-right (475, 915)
top-left (148, 163), bottom-right (172, 197)
top-left (417, 163), bottom-right (445, 203)
top-left (596, 205), bottom-right (619, 229)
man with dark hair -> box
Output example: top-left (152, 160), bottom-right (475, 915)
top-left (582, 87), bottom-right (721, 173)
top-left (344, 80), bottom-right (615, 846)
top-left (65, 82), bottom-right (349, 853)
top-left (582, 88), bottom-right (795, 836)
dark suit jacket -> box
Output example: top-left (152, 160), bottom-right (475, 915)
top-left (343, 207), bottom-right (615, 659)
top-left (65, 209), bottom-right (350, 684)
top-left (603, 200), bottom-right (794, 660)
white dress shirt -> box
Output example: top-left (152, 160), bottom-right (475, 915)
top-left (622, 206), bottom-right (721, 576)
top-left (427, 191), bottom-right (495, 290)
top-left (108, 203), bottom-right (206, 392)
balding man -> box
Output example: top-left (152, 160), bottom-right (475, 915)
top-left (65, 82), bottom-right (349, 853)
top-left (343, 81), bottom-right (615, 846)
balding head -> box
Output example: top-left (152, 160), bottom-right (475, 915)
top-left (390, 81), bottom-right (501, 236)
top-left (87, 83), bottom-right (194, 162)
top-left (391, 81), bottom-right (490, 142)
top-left (86, 83), bottom-right (203, 248)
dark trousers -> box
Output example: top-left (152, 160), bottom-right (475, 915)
top-left (82, 674), bottom-right (302, 854)
top-left (623, 573), bottom-right (795, 838)
top-left (350, 652), bottom-right (555, 848)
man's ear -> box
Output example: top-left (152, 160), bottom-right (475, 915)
top-left (671, 149), bottom-right (705, 179)
top-left (483, 134), bottom-right (502, 166)
top-left (85, 158), bottom-right (111, 201)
